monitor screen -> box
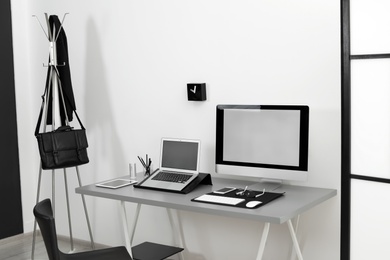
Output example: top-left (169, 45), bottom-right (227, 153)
top-left (215, 105), bottom-right (309, 182)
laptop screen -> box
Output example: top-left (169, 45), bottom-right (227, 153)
top-left (161, 139), bottom-right (199, 172)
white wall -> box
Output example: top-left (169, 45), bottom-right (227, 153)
top-left (12, 0), bottom-right (341, 259)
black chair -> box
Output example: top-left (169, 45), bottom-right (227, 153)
top-left (33, 198), bottom-right (132, 260)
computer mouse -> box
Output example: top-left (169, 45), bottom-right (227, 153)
top-left (246, 201), bottom-right (263, 208)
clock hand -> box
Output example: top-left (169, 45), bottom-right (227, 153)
top-left (190, 85), bottom-right (197, 94)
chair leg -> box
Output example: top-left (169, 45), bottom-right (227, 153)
top-left (64, 168), bottom-right (75, 252)
top-left (76, 166), bottom-right (95, 249)
top-left (31, 165), bottom-right (43, 260)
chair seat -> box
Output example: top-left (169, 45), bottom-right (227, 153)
top-left (34, 199), bottom-right (132, 260)
top-left (60, 246), bottom-right (131, 260)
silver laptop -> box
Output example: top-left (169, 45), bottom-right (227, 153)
top-left (139, 138), bottom-right (201, 191)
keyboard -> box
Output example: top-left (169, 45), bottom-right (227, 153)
top-left (194, 194), bottom-right (245, 205)
top-left (152, 171), bottom-right (192, 183)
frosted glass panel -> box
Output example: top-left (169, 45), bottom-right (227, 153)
top-left (350, 0), bottom-right (390, 54)
top-left (351, 59), bottom-right (390, 178)
top-left (351, 179), bottom-right (390, 259)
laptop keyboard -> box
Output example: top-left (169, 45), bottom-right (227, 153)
top-left (152, 171), bottom-right (192, 183)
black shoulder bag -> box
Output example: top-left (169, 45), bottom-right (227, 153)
top-left (35, 94), bottom-right (89, 170)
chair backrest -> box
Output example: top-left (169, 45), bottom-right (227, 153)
top-left (33, 199), bottom-right (61, 260)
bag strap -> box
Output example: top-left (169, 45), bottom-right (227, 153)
top-left (35, 91), bottom-right (47, 136)
top-left (73, 110), bottom-right (86, 130)
top-left (56, 69), bottom-right (86, 130)
top-left (35, 67), bottom-right (86, 136)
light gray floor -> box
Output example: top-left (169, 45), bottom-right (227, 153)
top-left (0, 232), bottom-right (182, 260)
top-left (0, 232), bottom-right (99, 260)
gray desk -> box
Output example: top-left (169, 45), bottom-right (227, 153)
top-left (76, 176), bottom-right (336, 260)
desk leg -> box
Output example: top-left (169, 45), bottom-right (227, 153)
top-left (120, 201), bottom-right (141, 258)
top-left (167, 209), bottom-right (185, 260)
top-left (256, 222), bottom-right (270, 260)
top-left (130, 203), bottom-right (142, 245)
top-left (120, 201), bottom-right (132, 257)
top-left (289, 215), bottom-right (301, 260)
top-left (287, 219), bottom-right (303, 260)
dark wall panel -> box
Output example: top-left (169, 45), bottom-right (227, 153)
top-left (0, 0), bottom-right (24, 239)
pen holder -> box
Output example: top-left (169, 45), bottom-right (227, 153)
top-left (144, 165), bottom-right (152, 177)
top-left (138, 155), bottom-right (152, 177)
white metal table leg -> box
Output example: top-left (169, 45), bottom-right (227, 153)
top-left (256, 222), bottom-right (270, 260)
top-left (167, 209), bottom-right (185, 260)
top-left (287, 219), bottom-right (304, 260)
top-left (120, 201), bottom-right (141, 257)
top-left (130, 203), bottom-right (141, 245)
top-left (120, 201), bottom-right (131, 256)
top-left (76, 167), bottom-right (95, 249)
top-left (289, 215), bottom-right (301, 260)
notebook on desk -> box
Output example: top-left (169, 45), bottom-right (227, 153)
top-left (136, 138), bottom-right (201, 192)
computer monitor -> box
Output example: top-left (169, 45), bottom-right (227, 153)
top-left (215, 105), bottom-right (309, 190)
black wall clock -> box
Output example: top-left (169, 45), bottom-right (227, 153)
top-left (187, 83), bottom-right (206, 101)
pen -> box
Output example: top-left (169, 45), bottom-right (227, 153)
top-left (137, 156), bottom-right (147, 168)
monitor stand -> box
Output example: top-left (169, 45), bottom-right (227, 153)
top-left (248, 179), bottom-right (283, 192)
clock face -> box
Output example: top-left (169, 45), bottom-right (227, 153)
top-left (187, 83), bottom-right (206, 101)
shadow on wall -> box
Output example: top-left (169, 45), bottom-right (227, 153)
top-left (84, 18), bottom-right (125, 182)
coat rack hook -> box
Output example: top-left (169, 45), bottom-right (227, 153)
top-left (54, 13), bottom-right (70, 42)
top-left (33, 13), bottom-right (70, 43)
top-left (32, 15), bottom-right (49, 40)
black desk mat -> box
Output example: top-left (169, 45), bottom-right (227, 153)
top-left (191, 189), bottom-right (284, 209)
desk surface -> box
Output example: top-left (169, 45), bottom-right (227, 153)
top-left (76, 176), bottom-right (337, 224)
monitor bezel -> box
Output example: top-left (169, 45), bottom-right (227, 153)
top-left (215, 104), bottom-right (309, 181)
